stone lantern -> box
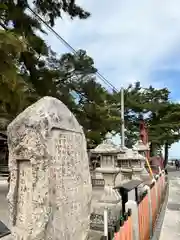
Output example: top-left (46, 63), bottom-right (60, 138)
top-left (133, 140), bottom-right (150, 181)
top-left (133, 139), bottom-right (150, 157)
top-left (90, 133), bottom-right (120, 187)
top-left (116, 147), bottom-right (133, 184)
top-left (116, 144), bottom-right (150, 183)
top-left (90, 133), bottom-right (118, 180)
top-left (90, 133), bottom-right (122, 220)
top-left (131, 150), bottom-right (146, 180)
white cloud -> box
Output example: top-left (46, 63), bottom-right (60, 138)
top-left (40, 0), bottom-right (180, 90)
top-left (38, 0), bottom-right (180, 157)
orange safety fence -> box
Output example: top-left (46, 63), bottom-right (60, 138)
top-left (157, 177), bottom-right (161, 207)
top-left (160, 176), bottom-right (163, 196)
top-left (157, 174), bottom-right (165, 207)
top-left (159, 174), bottom-right (165, 194)
top-left (161, 174), bottom-right (165, 190)
top-left (138, 194), bottom-right (150, 240)
top-left (114, 210), bottom-right (133, 240)
top-left (150, 183), bottom-right (157, 228)
top-left (113, 173), bottom-right (166, 240)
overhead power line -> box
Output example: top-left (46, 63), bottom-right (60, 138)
top-left (27, 6), bottom-right (119, 93)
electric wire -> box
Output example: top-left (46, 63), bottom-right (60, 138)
top-left (27, 6), bottom-right (119, 93)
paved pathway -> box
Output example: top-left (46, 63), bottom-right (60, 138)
top-left (159, 168), bottom-right (180, 240)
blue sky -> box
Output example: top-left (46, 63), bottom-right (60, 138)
top-left (37, 0), bottom-right (180, 158)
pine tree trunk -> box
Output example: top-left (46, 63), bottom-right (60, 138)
top-left (164, 141), bottom-right (169, 168)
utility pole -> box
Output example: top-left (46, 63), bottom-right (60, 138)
top-left (121, 87), bottom-right (125, 148)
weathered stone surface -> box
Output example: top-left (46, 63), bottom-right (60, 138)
top-left (7, 96), bottom-right (92, 240)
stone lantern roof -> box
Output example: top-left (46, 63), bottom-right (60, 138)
top-left (117, 148), bottom-right (134, 160)
top-left (132, 149), bottom-right (146, 160)
top-left (117, 147), bottom-right (145, 161)
top-left (90, 133), bottom-right (119, 154)
top-left (133, 140), bottom-right (150, 152)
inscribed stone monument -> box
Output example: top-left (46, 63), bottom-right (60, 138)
top-left (7, 96), bottom-right (92, 240)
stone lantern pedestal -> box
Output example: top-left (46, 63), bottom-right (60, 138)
top-left (94, 167), bottom-right (122, 221)
top-left (96, 167), bottom-right (121, 201)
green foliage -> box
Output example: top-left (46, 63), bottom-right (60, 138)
top-left (33, 0), bottom-right (90, 26)
top-left (74, 78), bottom-right (120, 148)
top-left (0, 30), bottom-right (33, 124)
top-left (1, 0), bottom-right (180, 155)
top-left (112, 82), bottom-right (180, 160)
top-left (0, 30), bottom-right (26, 78)
top-left (0, 0), bottom-right (120, 148)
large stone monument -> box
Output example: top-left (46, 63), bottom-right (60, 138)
top-left (7, 97), bottom-right (92, 240)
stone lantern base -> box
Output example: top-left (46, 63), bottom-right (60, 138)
top-left (91, 185), bottom-right (122, 226)
top-left (91, 167), bottom-right (122, 223)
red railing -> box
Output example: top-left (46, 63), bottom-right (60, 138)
top-left (150, 184), bottom-right (157, 228)
top-left (104, 173), bottom-right (167, 240)
top-left (138, 195), bottom-right (150, 240)
top-left (150, 174), bottom-right (166, 231)
top-left (114, 210), bottom-right (133, 240)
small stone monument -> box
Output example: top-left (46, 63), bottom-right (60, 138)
top-left (7, 97), bottom-right (92, 240)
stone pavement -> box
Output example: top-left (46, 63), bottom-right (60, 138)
top-left (159, 170), bottom-right (180, 240)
